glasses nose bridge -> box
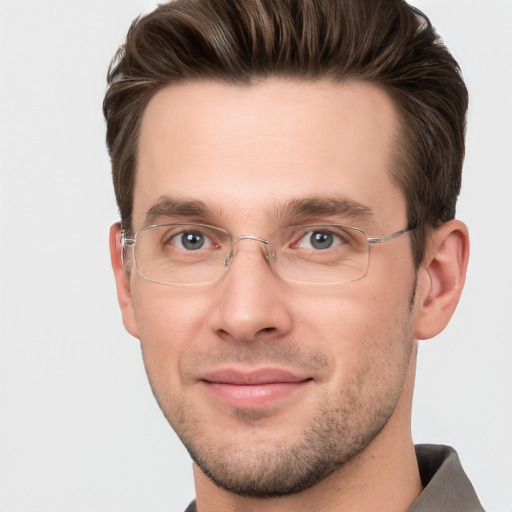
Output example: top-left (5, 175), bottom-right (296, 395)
top-left (224, 234), bottom-right (272, 267)
top-left (235, 234), bottom-right (270, 245)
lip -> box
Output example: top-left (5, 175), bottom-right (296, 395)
top-left (199, 368), bottom-right (313, 408)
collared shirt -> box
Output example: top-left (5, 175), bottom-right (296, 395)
top-left (184, 444), bottom-right (485, 512)
top-left (410, 444), bottom-right (485, 511)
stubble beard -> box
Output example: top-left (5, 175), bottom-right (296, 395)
top-left (181, 376), bottom-right (404, 498)
top-left (149, 321), bottom-right (415, 499)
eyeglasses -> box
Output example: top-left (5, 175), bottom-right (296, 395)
top-left (121, 223), bottom-right (414, 286)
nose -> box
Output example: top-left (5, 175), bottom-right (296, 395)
top-left (208, 238), bottom-right (293, 343)
top-left (223, 234), bottom-right (271, 267)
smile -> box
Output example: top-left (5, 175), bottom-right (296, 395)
top-left (199, 368), bottom-right (313, 408)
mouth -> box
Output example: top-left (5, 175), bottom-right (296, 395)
top-left (198, 368), bottom-right (313, 408)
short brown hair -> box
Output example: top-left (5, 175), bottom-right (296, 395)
top-left (104, 0), bottom-right (468, 267)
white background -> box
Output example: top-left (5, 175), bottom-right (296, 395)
top-left (0, 0), bottom-right (511, 510)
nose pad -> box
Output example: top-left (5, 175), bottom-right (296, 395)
top-left (223, 235), bottom-right (272, 270)
top-left (223, 250), bottom-right (234, 267)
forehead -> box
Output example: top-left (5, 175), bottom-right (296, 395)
top-left (134, 79), bottom-right (405, 231)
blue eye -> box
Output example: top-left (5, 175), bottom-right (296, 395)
top-left (171, 231), bottom-right (212, 250)
top-left (310, 231), bottom-right (334, 249)
top-left (297, 230), bottom-right (343, 250)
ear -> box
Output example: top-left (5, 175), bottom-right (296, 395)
top-left (109, 223), bottom-right (140, 339)
top-left (414, 220), bottom-right (470, 340)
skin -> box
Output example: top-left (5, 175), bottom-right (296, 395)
top-left (110, 79), bottom-right (469, 512)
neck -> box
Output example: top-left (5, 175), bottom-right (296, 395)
top-left (193, 345), bottom-right (422, 512)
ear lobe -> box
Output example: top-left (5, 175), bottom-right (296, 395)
top-left (109, 223), bottom-right (140, 339)
top-left (414, 220), bottom-right (470, 340)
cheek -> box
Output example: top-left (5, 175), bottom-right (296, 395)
top-left (131, 283), bottom-right (211, 390)
top-left (293, 280), bottom-right (414, 375)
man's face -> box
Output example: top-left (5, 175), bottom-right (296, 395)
top-left (120, 79), bottom-right (420, 496)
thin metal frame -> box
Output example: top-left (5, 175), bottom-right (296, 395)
top-left (121, 223), bottom-right (415, 286)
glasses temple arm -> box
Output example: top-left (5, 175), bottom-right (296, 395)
top-left (367, 226), bottom-right (416, 244)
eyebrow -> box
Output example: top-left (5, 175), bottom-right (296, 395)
top-left (144, 196), bottom-right (222, 225)
top-left (275, 196), bottom-right (374, 224)
top-left (144, 195), bottom-right (374, 227)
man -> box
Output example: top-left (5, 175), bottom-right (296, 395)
top-left (104, 0), bottom-right (484, 510)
